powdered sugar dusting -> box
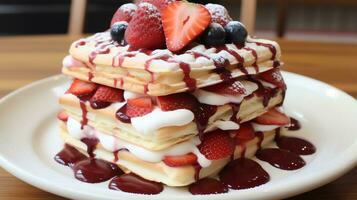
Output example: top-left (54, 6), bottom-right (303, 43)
top-left (138, 2), bottom-right (161, 19)
top-left (205, 3), bottom-right (232, 26)
top-left (119, 3), bottom-right (137, 14)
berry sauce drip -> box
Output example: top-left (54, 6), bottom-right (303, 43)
top-left (194, 104), bottom-right (218, 138)
top-left (276, 136), bottom-right (316, 155)
top-left (179, 62), bottom-right (197, 91)
top-left (193, 163), bottom-right (202, 181)
top-left (230, 103), bottom-right (241, 122)
top-left (81, 137), bottom-right (99, 158)
top-left (54, 144), bottom-right (86, 167)
top-left (255, 42), bottom-right (277, 60)
top-left (219, 46), bottom-right (248, 75)
top-left (288, 117), bottom-right (301, 131)
top-left (75, 40), bottom-right (86, 48)
top-left (112, 52), bottom-right (136, 67)
top-left (255, 131), bottom-right (264, 149)
top-left (244, 47), bottom-right (259, 73)
top-left (113, 150), bottom-right (119, 163)
top-left (88, 72), bottom-right (94, 82)
top-left (89, 46), bottom-right (111, 65)
top-left (78, 96), bottom-right (90, 129)
top-left (115, 104), bottom-right (131, 123)
top-left (109, 173), bottom-right (163, 195)
top-left (256, 148), bottom-right (306, 170)
top-left (249, 78), bottom-right (279, 107)
top-left (189, 178), bottom-right (228, 195)
top-left (73, 158), bottom-right (123, 183)
top-left (212, 56), bottom-right (233, 82)
top-left (219, 158), bottom-right (270, 190)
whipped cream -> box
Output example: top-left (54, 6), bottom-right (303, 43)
top-left (252, 123), bottom-right (280, 132)
top-left (193, 80), bottom-right (258, 105)
top-left (123, 91), bottom-right (144, 101)
top-left (131, 108), bottom-right (194, 135)
top-left (62, 55), bottom-right (87, 68)
top-left (215, 120), bottom-right (240, 130)
top-left (66, 117), bottom-right (211, 167)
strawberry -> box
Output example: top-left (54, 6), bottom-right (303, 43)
top-left (66, 79), bottom-right (98, 96)
top-left (110, 3), bottom-right (138, 26)
top-left (57, 110), bottom-right (69, 122)
top-left (232, 123), bottom-right (255, 144)
top-left (205, 3), bottom-right (232, 27)
top-left (126, 97), bottom-right (153, 117)
top-left (162, 1), bottom-right (211, 52)
top-left (255, 108), bottom-right (291, 126)
top-left (157, 93), bottom-right (198, 111)
top-left (90, 86), bottom-right (124, 103)
top-left (137, 0), bottom-right (175, 11)
top-left (203, 80), bottom-right (246, 96)
top-left (198, 130), bottom-right (235, 160)
top-left (125, 2), bottom-right (165, 49)
top-left (163, 153), bottom-right (197, 167)
top-left (258, 68), bottom-right (286, 89)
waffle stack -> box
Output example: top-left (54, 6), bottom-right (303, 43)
top-left (58, 1), bottom-right (291, 187)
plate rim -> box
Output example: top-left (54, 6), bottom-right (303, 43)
top-left (0, 72), bottom-right (356, 200)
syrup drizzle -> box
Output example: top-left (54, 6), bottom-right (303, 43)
top-left (255, 42), bottom-right (277, 60)
top-left (189, 178), bottom-right (228, 195)
top-left (244, 47), bottom-right (259, 73)
top-left (219, 158), bottom-right (270, 190)
top-left (109, 173), bottom-right (163, 194)
top-left (288, 117), bottom-right (301, 131)
top-left (256, 148), bottom-right (306, 170)
top-left (179, 62), bottom-right (197, 91)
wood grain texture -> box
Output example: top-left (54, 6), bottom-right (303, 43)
top-left (0, 35), bottom-right (356, 199)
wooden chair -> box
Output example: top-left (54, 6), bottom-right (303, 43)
top-left (68, 0), bottom-right (87, 35)
top-left (68, 0), bottom-right (258, 35)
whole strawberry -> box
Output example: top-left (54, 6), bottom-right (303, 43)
top-left (125, 2), bottom-right (166, 49)
top-left (137, 0), bottom-right (175, 11)
top-left (110, 3), bottom-right (138, 26)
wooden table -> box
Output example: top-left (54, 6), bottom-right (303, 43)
top-left (0, 35), bottom-right (356, 199)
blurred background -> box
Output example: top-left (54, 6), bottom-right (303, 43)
top-left (1, 0), bottom-right (357, 42)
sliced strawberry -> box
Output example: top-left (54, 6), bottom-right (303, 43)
top-left (137, 0), bottom-right (175, 11)
top-left (203, 80), bottom-right (246, 96)
top-left (125, 2), bottom-right (165, 49)
top-left (157, 93), bottom-right (198, 111)
top-left (162, 1), bottom-right (211, 52)
top-left (258, 68), bottom-right (286, 89)
top-left (205, 3), bottom-right (232, 27)
top-left (126, 97), bottom-right (153, 117)
top-left (90, 86), bottom-right (124, 103)
top-left (110, 3), bottom-right (138, 26)
top-left (198, 130), bottom-right (235, 160)
top-left (163, 153), bottom-right (197, 167)
top-left (255, 108), bottom-right (291, 126)
top-left (57, 110), bottom-right (69, 122)
top-left (232, 123), bottom-right (255, 144)
top-left (66, 79), bottom-right (98, 96)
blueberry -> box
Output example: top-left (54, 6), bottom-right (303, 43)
top-left (202, 23), bottom-right (226, 46)
top-left (110, 21), bottom-right (128, 44)
top-left (225, 21), bottom-right (247, 44)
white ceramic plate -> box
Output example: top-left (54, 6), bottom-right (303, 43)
top-left (0, 72), bottom-right (356, 200)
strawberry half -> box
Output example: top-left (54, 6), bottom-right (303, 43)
top-left (203, 80), bottom-right (246, 96)
top-left (198, 130), bottom-right (235, 160)
top-left (162, 1), bottom-right (211, 52)
top-left (57, 110), bottom-right (69, 122)
top-left (125, 2), bottom-right (166, 49)
top-left (163, 153), bottom-right (197, 167)
top-left (232, 123), bottom-right (255, 144)
top-left (126, 97), bottom-right (153, 117)
top-left (157, 93), bottom-right (198, 111)
top-left (66, 79), bottom-right (98, 96)
top-left (90, 86), bottom-right (124, 103)
top-left (258, 68), bottom-right (286, 89)
top-left (255, 108), bottom-right (291, 126)
top-left (110, 3), bottom-right (138, 26)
